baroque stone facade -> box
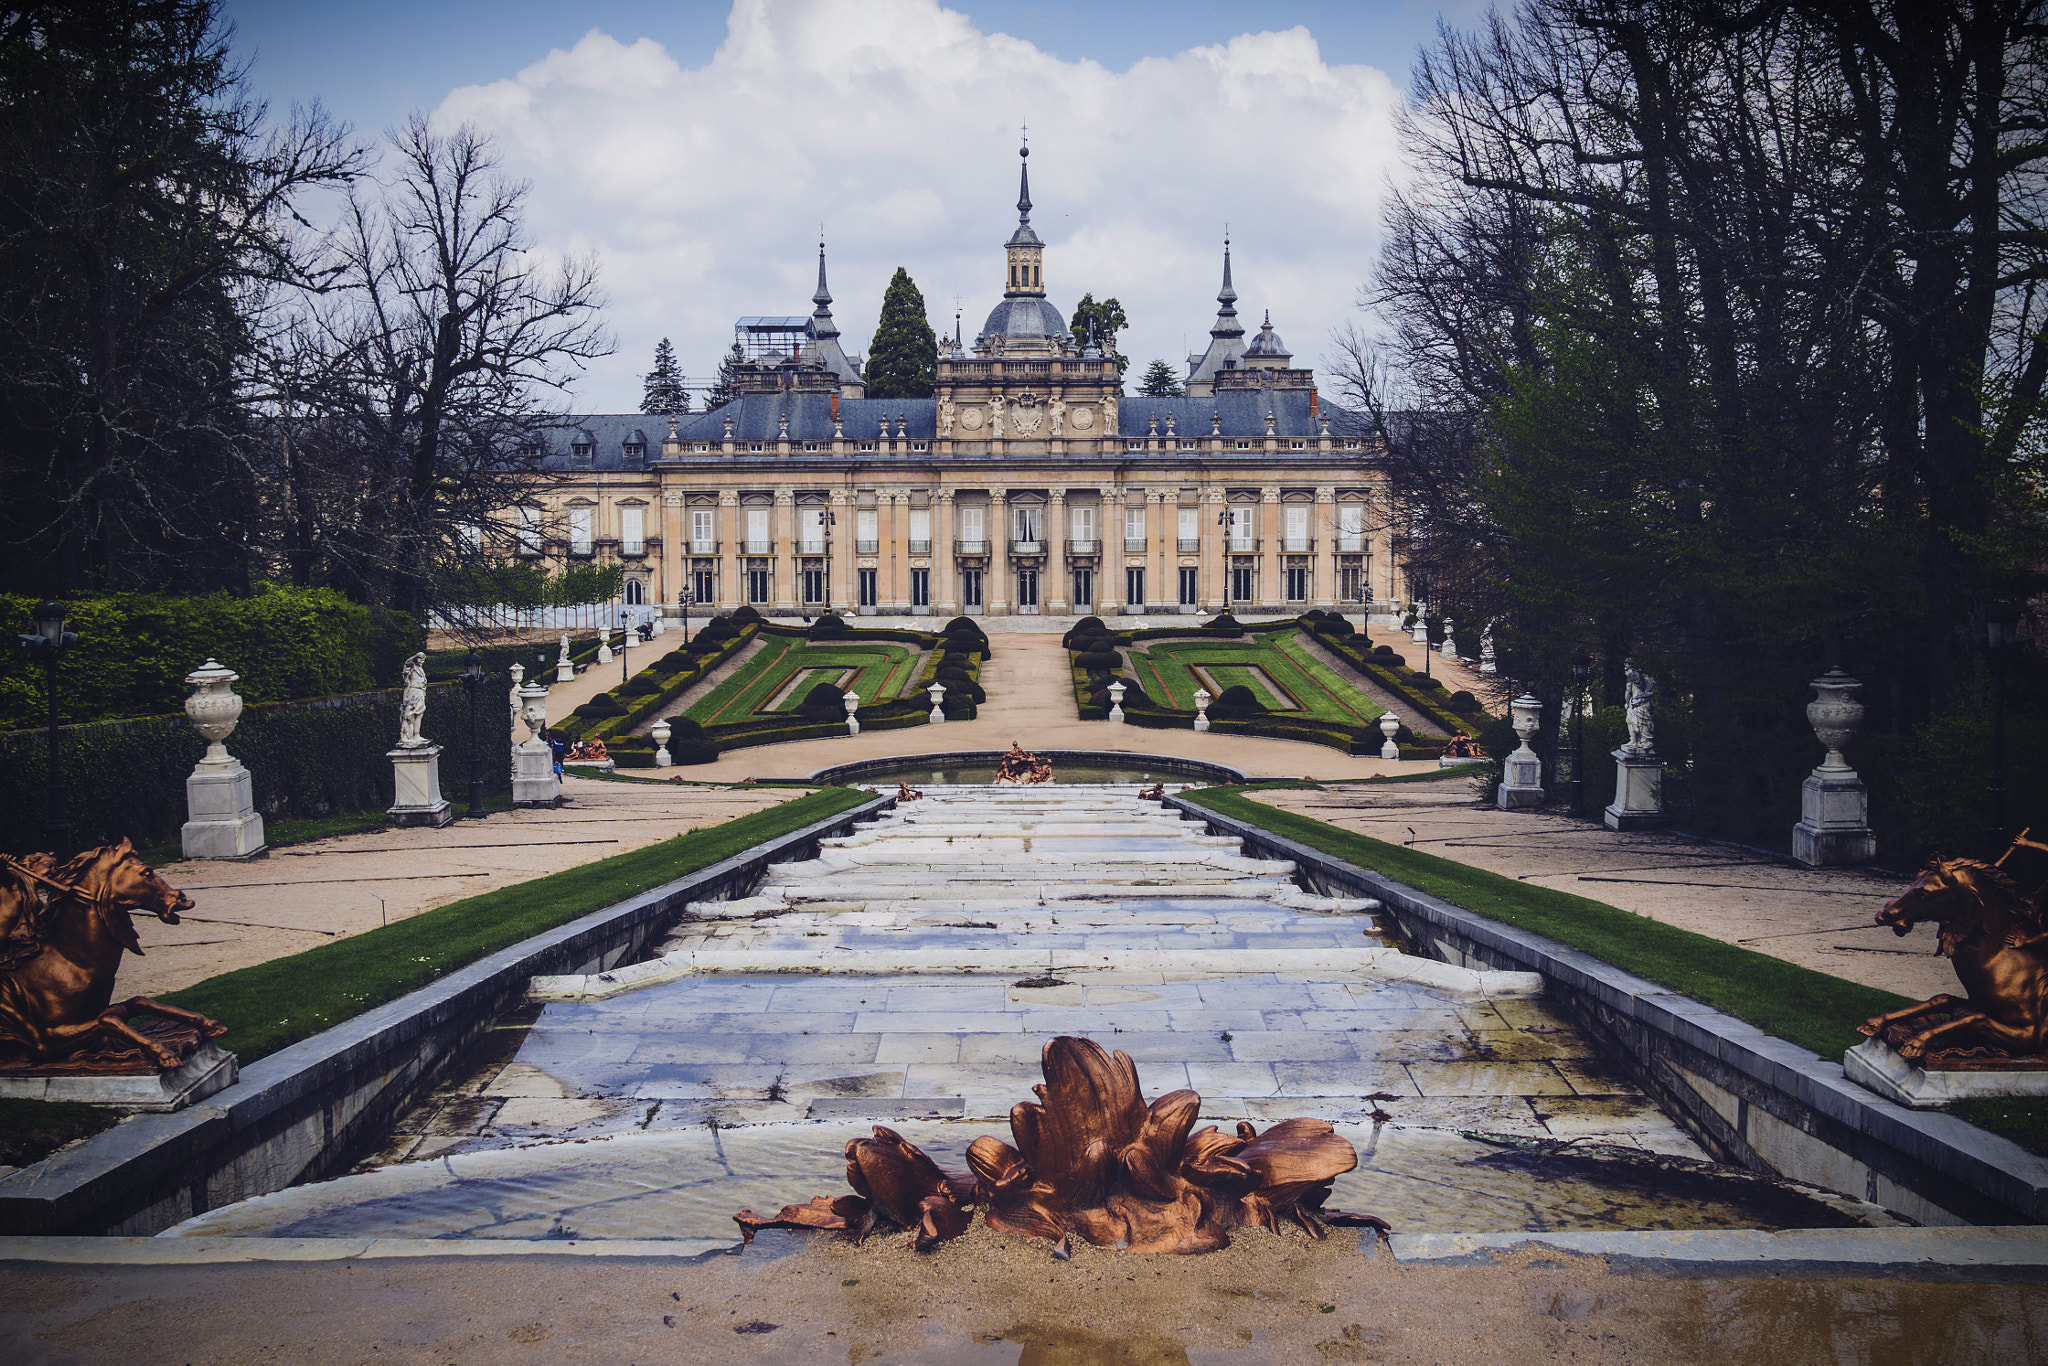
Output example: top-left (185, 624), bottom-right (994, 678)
top-left (515, 145), bottom-right (1400, 619)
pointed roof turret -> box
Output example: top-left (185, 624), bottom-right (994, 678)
top-left (1244, 309), bottom-right (1291, 362)
top-left (1183, 235), bottom-right (1251, 395)
top-left (1210, 236), bottom-right (1243, 340)
top-left (809, 237), bottom-right (839, 340)
top-left (1005, 139), bottom-right (1042, 249)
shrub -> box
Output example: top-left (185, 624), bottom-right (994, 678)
top-left (620, 676), bottom-right (662, 697)
top-left (797, 681), bottom-right (847, 722)
top-left (1203, 612), bottom-right (1244, 630)
top-left (1075, 648), bottom-right (1120, 671)
top-left (655, 651), bottom-right (690, 671)
top-left (1413, 675), bottom-right (1446, 692)
top-left (1373, 644), bottom-right (1398, 658)
top-left (1322, 618), bottom-right (1355, 636)
top-left (671, 739), bottom-right (721, 765)
top-left (574, 696), bottom-right (627, 718)
top-left (728, 605), bottom-right (764, 625)
top-left (663, 716), bottom-right (705, 740)
top-left (808, 614), bottom-right (851, 640)
top-left (1449, 690), bottom-right (1484, 714)
top-left (1208, 684), bottom-right (1265, 720)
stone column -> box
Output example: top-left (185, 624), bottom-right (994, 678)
top-left (1203, 487), bottom-right (1227, 610)
top-left (935, 488), bottom-right (958, 614)
top-left (1793, 669), bottom-right (1877, 866)
top-left (180, 660), bottom-right (266, 859)
top-left (1098, 486), bottom-right (1121, 613)
top-left (1313, 486), bottom-right (1337, 606)
top-left (660, 489), bottom-right (684, 608)
top-left (1048, 489), bottom-right (1069, 614)
top-left (1149, 489), bottom-right (1169, 613)
top-left (1259, 486), bottom-right (1282, 609)
top-left (717, 491), bottom-right (739, 610)
top-left (773, 488), bottom-right (797, 611)
top-left (884, 493), bottom-right (903, 612)
top-left (829, 489), bottom-right (852, 612)
top-left (989, 488), bottom-right (1010, 614)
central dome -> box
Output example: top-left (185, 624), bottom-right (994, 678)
top-left (981, 297), bottom-right (1067, 343)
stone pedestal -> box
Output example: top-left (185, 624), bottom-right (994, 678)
top-left (1496, 693), bottom-right (1545, 809)
top-left (181, 761), bottom-right (266, 860)
top-left (1844, 1038), bottom-right (2048, 1109)
top-left (512, 745), bottom-right (561, 806)
top-left (387, 744), bottom-right (454, 827)
top-left (1793, 770), bottom-right (1876, 866)
top-left (0, 1041), bottom-right (238, 1112)
top-left (555, 657), bottom-right (576, 683)
top-left (1604, 750), bottom-right (1669, 830)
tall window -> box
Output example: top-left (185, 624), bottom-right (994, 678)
top-left (568, 505), bottom-right (593, 555)
top-left (803, 566), bottom-right (826, 605)
top-left (909, 507), bottom-right (931, 551)
top-left (1229, 506), bottom-right (1255, 550)
top-left (1338, 503), bottom-right (1365, 550)
top-left (1338, 558), bottom-right (1364, 603)
top-left (747, 562), bottom-right (771, 603)
top-left (910, 567), bottom-right (930, 607)
top-left (692, 565), bottom-right (715, 604)
top-left (1231, 561), bottom-right (1255, 602)
top-left (1072, 567), bottom-right (1094, 608)
top-left (800, 507), bottom-right (827, 553)
top-left (1014, 505), bottom-right (1042, 543)
top-left (1178, 566), bottom-right (1198, 606)
top-left (624, 578), bottom-right (645, 605)
top-left (1124, 505), bottom-right (1145, 547)
top-left (620, 506), bottom-right (645, 556)
top-left (1284, 505), bottom-right (1309, 551)
top-left (1178, 507), bottom-right (1198, 547)
top-left (1125, 566), bottom-right (1145, 606)
top-left (959, 505), bottom-right (985, 546)
top-left (1072, 505), bottom-right (1096, 544)
top-left (516, 505), bottom-right (542, 554)
top-left (961, 567), bottom-right (983, 608)
top-left (691, 509), bottom-right (715, 551)
top-left (858, 568), bottom-right (877, 607)
top-left (1285, 561), bottom-right (1309, 602)
top-left (745, 507), bottom-right (770, 550)
top-left (856, 508), bottom-right (878, 549)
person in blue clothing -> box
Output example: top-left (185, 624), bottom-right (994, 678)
top-left (547, 730), bottom-right (566, 777)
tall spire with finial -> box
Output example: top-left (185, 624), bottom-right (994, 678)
top-left (1209, 232), bottom-right (1242, 340)
top-left (1002, 126), bottom-right (1045, 298)
top-left (810, 234), bottom-right (839, 340)
top-left (1017, 123), bottom-right (1033, 225)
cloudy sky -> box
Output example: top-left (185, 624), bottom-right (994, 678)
top-left (224, 0), bottom-right (1482, 412)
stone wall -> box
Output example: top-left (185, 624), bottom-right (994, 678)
top-left (0, 794), bottom-right (893, 1237)
top-left (1168, 796), bottom-right (2048, 1227)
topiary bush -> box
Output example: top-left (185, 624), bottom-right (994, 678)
top-left (1075, 648), bottom-right (1120, 671)
top-left (620, 676), bottom-right (662, 696)
top-left (1203, 612), bottom-right (1243, 630)
top-left (655, 651), bottom-right (690, 671)
top-left (797, 681), bottom-right (847, 722)
top-left (1413, 675), bottom-right (1446, 692)
top-left (662, 715), bottom-right (706, 740)
top-left (1208, 684), bottom-right (1265, 720)
top-left (1321, 618), bottom-right (1355, 636)
top-left (808, 613), bottom-right (851, 640)
top-left (573, 696), bottom-right (628, 718)
top-left (728, 605), bottom-right (764, 625)
top-left (1449, 690), bottom-right (1484, 714)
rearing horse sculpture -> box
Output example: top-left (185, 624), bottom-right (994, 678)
top-left (0, 840), bottom-right (226, 1071)
top-left (1856, 856), bottom-right (2048, 1064)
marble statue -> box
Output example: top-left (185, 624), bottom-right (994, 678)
top-left (1050, 398), bottom-right (1066, 437)
top-left (938, 398), bottom-right (954, 437)
top-left (1623, 661), bottom-right (1655, 755)
top-left (396, 652), bottom-right (429, 747)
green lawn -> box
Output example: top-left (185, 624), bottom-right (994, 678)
top-left (157, 787), bottom-right (872, 1062)
top-left (1132, 628), bottom-right (1383, 725)
top-left (684, 638), bottom-right (921, 726)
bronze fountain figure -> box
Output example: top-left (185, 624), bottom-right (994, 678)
top-left (736, 1036), bottom-right (1383, 1255)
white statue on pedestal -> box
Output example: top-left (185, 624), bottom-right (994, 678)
top-left (396, 652), bottom-right (429, 747)
top-left (1623, 661), bottom-right (1655, 755)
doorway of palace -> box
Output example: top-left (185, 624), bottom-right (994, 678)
top-left (1016, 567), bottom-right (1039, 614)
top-left (1071, 568), bottom-right (1093, 612)
top-left (961, 567), bottom-right (984, 614)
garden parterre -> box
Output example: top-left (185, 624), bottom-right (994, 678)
top-left (683, 636), bottom-right (922, 726)
top-left (1131, 628), bottom-right (1384, 726)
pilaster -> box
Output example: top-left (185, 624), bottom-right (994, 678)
top-left (773, 488), bottom-right (796, 611)
top-left (1048, 488), bottom-right (1069, 613)
top-left (660, 489), bottom-right (684, 608)
top-left (1313, 486), bottom-right (1336, 606)
top-left (936, 488), bottom-right (958, 614)
top-left (717, 491), bottom-right (739, 610)
top-left (989, 488), bottom-right (1010, 613)
top-left (1259, 486), bottom-right (1282, 608)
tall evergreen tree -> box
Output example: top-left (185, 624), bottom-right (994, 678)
top-left (1069, 294), bottom-right (1131, 389)
top-left (703, 341), bottom-right (746, 410)
top-left (865, 267), bottom-right (937, 399)
top-left (1137, 359), bottom-right (1184, 396)
top-left (640, 337), bottom-right (689, 415)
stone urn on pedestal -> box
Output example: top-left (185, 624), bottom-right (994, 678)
top-left (1411, 607), bottom-right (1428, 647)
top-left (1497, 693), bottom-right (1546, 809)
top-left (1193, 687), bottom-right (1211, 733)
top-left (180, 660), bottom-right (266, 859)
top-left (1379, 714), bottom-right (1401, 760)
top-left (927, 682), bottom-right (947, 724)
top-left (1793, 669), bottom-right (1876, 866)
top-left (1107, 680), bottom-right (1127, 724)
top-left (652, 718), bottom-right (673, 767)
top-left (596, 633), bottom-right (613, 665)
top-left (512, 682), bottom-right (561, 806)
top-left (844, 691), bottom-right (861, 736)
top-left (1440, 618), bottom-right (1457, 659)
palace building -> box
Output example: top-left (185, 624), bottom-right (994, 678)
top-left (520, 144), bottom-right (1400, 619)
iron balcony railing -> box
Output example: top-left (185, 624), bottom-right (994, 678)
top-left (741, 539), bottom-right (773, 554)
top-left (908, 539), bottom-right (932, 554)
top-left (1068, 539), bottom-right (1099, 554)
top-left (621, 541), bottom-right (646, 558)
top-left (1123, 537), bottom-right (1149, 553)
top-left (1228, 539), bottom-right (1260, 553)
top-left (688, 539), bottom-right (718, 555)
top-left (1011, 540), bottom-right (1044, 555)
top-left (798, 539), bottom-right (826, 554)
top-left (1177, 538), bottom-right (1201, 552)
top-left (856, 539), bottom-right (880, 554)
top-left (1336, 535), bottom-right (1367, 552)
top-left (1282, 537), bottom-right (1313, 553)
top-left (955, 539), bottom-right (989, 556)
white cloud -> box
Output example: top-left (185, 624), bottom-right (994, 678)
top-left (435, 0), bottom-right (1404, 410)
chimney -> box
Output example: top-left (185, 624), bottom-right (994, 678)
top-left (830, 391), bottom-right (840, 424)
top-left (1309, 388), bottom-right (1319, 417)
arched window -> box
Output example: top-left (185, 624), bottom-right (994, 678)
top-left (624, 578), bottom-right (645, 605)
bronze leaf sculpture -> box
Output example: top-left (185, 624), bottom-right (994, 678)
top-left (1856, 854), bottom-right (2048, 1066)
top-left (735, 1036), bottom-right (1384, 1255)
top-left (0, 841), bottom-right (227, 1073)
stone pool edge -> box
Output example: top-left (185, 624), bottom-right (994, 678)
top-left (1165, 794), bottom-right (2048, 1228)
top-left (0, 793), bottom-right (895, 1238)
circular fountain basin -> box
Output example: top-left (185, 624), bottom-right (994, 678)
top-left (809, 751), bottom-right (1252, 786)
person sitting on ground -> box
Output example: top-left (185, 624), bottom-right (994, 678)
top-left (897, 780), bottom-right (924, 802)
top-left (1137, 783), bottom-right (1165, 801)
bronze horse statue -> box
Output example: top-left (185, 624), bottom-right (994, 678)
top-left (0, 840), bottom-right (226, 1071)
top-left (1856, 855), bottom-right (2048, 1064)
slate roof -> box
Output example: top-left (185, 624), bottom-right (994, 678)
top-left (980, 297), bottom-right (1068, 342)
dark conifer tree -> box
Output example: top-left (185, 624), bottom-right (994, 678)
top-left (703, 341), bottom-right (747, 410)
top-left (640, 337), bottom-right (689, 415)
top-left (865, 267), bottom-right (937, 399)
top-left (1137, 359), bottom-right (1184, 396)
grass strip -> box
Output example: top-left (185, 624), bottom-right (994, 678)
top-left (157, 787), bottom-right (871, 1063)
top-left (1139, 629), bottom-right (1381, 726)
top-left (1180, 787), bottom-right (1912, 1061)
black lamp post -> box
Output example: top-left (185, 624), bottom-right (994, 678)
top-left (677, 587), bottom-right (694, 645)
top-left (1570, 653), bottom-right (1592, 818)
top-left (459, 648), bottom-right (490, 820)
top-left (17, 600), bottom-right (77, 856)
top-left (1981, 601), bottom-right (2032, 860)
top-left (619, 608), bottom-right (632, 686)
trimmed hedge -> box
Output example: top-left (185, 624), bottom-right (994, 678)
top-left (554, 624), bottom-right (757, 748)
top-left (1311, 625), bottom-right (1482, 737)
top-left (0, 680), bottom-right (509, 856)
